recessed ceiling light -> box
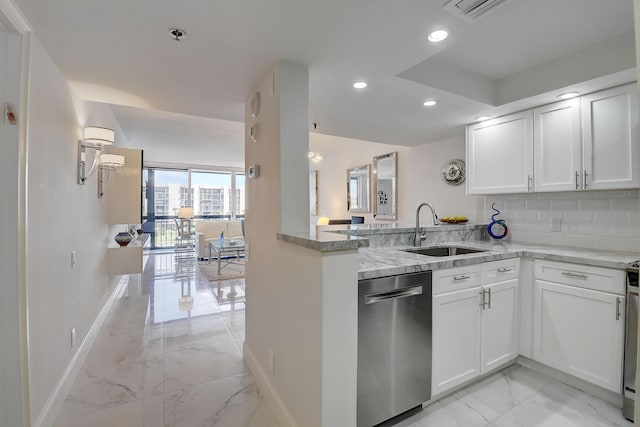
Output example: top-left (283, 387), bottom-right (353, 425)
top-left (558, 91), bottom-right (580, 99)
top-left (428, 29), bottom-right (449, 43)
top-left (423, 100), bottom-right (437, 107)
top-left (169, 28), bottom-right (187, 41)
top-left (476, 116), bottom-right (491, 121)
top-left (353, 81), bottom-right (368, 89)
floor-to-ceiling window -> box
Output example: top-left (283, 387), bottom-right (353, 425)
top-left (143, 166), bottom-right (244, 248)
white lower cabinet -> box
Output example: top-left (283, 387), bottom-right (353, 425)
top-left (432, 287), bottom-right (482, 395)
top-left (532, 260), bottom-right (625, 393)
top-left (533, 279), bottom-right (624, 393)
top-left (481, 279), bottom-right (518, 373)
top-left (432, 261), bottom-right (519, 396)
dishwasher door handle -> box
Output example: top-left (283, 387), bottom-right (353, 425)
top-left (365, 285), bottom-right (423, 305)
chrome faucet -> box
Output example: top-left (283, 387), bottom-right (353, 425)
top-left (415, 202), bottom-right (439, 246)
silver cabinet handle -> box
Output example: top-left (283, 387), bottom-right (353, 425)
top-left (487, 287), bottom-right (492, 309)
top-left (365, 285), bottom-right (423, 305)
top-left (583, 170), bottom-right (589, 189)
top-left (561, 271), bottom-right (588, 279)
top-left (497, 267), bottom-right (512, 273)
top-left (453, 275), bottom-right (470, 281)
top-left (616, 297), bottom-right (621, 320)
top-left (479, 289), bottom-right (486, 309)
top-left (527, 175), bottom-right (533, 192)
top-left (575, 171), bottom-right (579, 189)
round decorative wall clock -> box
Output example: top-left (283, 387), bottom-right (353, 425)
top-left (441, 159), bottom-right (465, 186)
top-left (250, 91), bottom-right (261, 118)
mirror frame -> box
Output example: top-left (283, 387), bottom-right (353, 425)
top-left (310, 170), bottom-right (318, 216)
top-left (346, 164), bottom-right (371, 213)
top-left (372, 152), bottom-right (397, 220)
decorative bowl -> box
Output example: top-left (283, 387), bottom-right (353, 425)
top-left (115, 232), bottom-right (133, 247)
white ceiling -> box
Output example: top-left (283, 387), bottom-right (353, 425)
top-left (11, 0), bottom-right (637, 150)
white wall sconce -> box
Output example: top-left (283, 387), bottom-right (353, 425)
top-left (97, 153), bottom-right (126, 198)
top-left (77, 126), bottom-right (124, 197)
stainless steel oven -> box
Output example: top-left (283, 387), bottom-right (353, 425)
top-left (623, 261), bottom-right (639, 421)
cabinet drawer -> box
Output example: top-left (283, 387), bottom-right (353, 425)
top-left (534, 260), bottom-right (624, 295)
top-left (434, 265), bottom-right (482, 295)
top-left (482, 258), bottom-right (519, 284)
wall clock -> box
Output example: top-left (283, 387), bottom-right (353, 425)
top-left (441, 159), bottom-right (465, 186)
top-left (250, 91), bottom-right (261, 118)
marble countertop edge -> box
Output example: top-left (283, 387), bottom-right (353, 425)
top-left (277, 231), bottom-right (369, 252)
top-left (358, 240), bottom-right (638, 280)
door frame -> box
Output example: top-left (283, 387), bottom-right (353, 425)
top-left (0, 2), bottom-right (31, 426)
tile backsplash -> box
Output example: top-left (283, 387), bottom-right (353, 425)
top-left (484, 190), bottom-right (640, 253)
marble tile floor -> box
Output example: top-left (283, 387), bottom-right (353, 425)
top-left (398, 364), bottom-right (631, 427)
top-left (53, 251), bottom-right (277, 427)
top-left (53, 252), bottom-right (631, 427)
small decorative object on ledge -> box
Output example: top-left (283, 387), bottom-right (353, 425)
top-left (115, 231), bottom-right (133, 247)
top-left (487, 203), bottom-right (508, 240)
top-left (441, 159), bottom-right (465, 186)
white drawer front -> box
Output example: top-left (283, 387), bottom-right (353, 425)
top-left (482, 258), bottom-right (520, 284)
top-left (534, 260), bottom-right (624, 295)
top-left (434, 265), bottom-right (482, 295)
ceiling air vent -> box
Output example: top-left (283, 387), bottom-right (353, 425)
top-left (443, 0), bottom-right (512, 23)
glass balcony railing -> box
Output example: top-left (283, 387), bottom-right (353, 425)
top-left (143, 215), bottom-right (242, 249)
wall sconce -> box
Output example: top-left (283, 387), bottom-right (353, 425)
top-left (97, 153), bottom-right (125, 198)
top-left (78, 126), bottom-right (115, 185)
top-left (77, 126), bottom-right (125, 197)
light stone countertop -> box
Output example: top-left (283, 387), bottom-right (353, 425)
top-left (358, 240), bottom-right (640, 280)
top-left (277, 224), bottom-right (638, 276)
top-left (277, 230), bottom-right (369, 252)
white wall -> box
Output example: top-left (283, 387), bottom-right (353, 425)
top-left (485, 190), bottom-right (640, 252)
top-left (397, 135), bottom-right (484, 224)
top-left (25, 37), bottom-right (126, 424)
top-left (310, 133), bottom-right (484, 225)
top-left (245, 63), bottom-right (322, 426)
top-left (244, 63), bottom-right (359, 427)
top-left (0, 29), bottom-right (27, 427)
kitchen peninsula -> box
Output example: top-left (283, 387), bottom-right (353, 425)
top-left (276, 222), bottom-right (637, 426)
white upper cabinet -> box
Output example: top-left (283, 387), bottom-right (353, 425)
top-left (533, 99), bottom-right (582, 192)
top-left (467, 111), bottom-right (533, 195)
top-left (582, 83), bottom-right (640, 190)
top-left (467, 83), bottom-right (639, 194)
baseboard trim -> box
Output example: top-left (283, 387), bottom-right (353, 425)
top-left (243, 342), bottom-right (298, 427)
top-left (32, 274), bottom-right (128, 427)
top-left (516, 356), bottom-right (623, 408)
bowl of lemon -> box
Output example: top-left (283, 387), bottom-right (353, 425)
top-left (439, 216), bottom-right (469, 224)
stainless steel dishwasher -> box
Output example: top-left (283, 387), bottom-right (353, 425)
top-left (358, 271), bottom-right (432, 427)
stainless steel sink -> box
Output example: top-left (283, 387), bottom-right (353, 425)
top-left (403, 246), bottom-right (487, 257)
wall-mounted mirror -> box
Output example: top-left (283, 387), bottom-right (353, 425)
top-left (347, 164), bottom-right (370, 213)
top-left (310, 170), bottom-right (318, 216)
top-left (373, 152), bottom-right (397, 220)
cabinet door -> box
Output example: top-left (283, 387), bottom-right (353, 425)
top-left (481, 279), bottom-right (518, 374)
top-left (466, 111), bottom-right (533, 194)
top-left (582, 83), bottom-right (639, 190)
top-left (533, 280), bottom-right (624, 393)
top-left (533, 99), bottom-right (582, 192)
top-left (432, 287), bottom-right (482, 396)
